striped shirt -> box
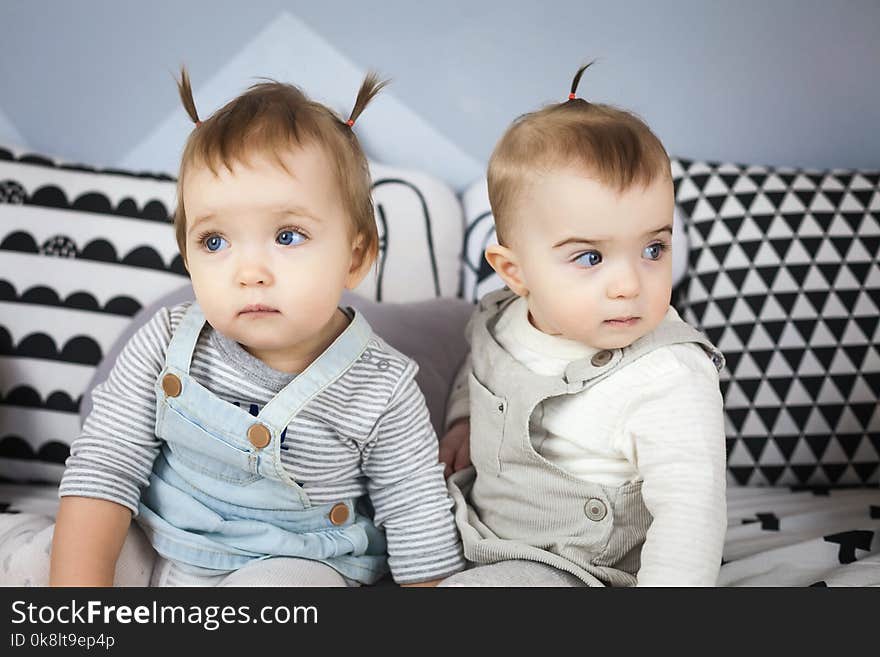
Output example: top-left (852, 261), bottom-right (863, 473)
top-left (60, 302), bottom-right (465, 584)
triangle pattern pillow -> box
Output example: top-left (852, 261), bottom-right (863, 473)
top-left (672, 157), bottom-right (880, 487)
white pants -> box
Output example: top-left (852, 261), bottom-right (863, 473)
top-left (0, 513), bottom-right (352, 587)
top-left (439, 559), bottom-right (586, 587)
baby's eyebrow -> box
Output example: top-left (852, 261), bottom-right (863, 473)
top-left (187, 206), bottom-right (320, 235)
top-left (273, 206), bottom-right (321, 222)
top-left (552, 236), bottom-right (597, 248)
top-left (188, 213), bottom-right (216, 234)
top-left (645, 224), bottom-right (673, 237)
top-left (552, 224), bottom-right (673, 248)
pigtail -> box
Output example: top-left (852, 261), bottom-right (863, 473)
top-left (176, 66), bottom-right (202, 125)
top-left (346, 72), bottom-right (390, 127)
top-left (568, 60), bottom-right (596, 101)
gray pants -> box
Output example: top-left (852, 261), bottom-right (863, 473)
top-left (0, 513), bottom-right (352, 587)
top-left (439, 560), bottom-right (586, 587)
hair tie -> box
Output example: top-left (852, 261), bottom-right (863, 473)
top-left (568, 93), bottom-right (576, 100)
top-left (195, 120), bottom-right (202, 127)
top-left (346, 119), bottom-right (355, 127)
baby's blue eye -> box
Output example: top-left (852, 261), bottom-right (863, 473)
top-left (574, 251), bottom-right (602, 267)
top-left (204, 235), bottom-right (229, 252)
top-left (644, 243), bottom-right (665, 260)
top-left (277, 230), bottom-right (306, 246)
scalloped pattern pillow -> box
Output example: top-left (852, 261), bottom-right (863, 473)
top-left (0, 145), bottom-right (464, 483)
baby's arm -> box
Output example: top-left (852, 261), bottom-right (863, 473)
top-left (50, 497), bottom-right (131, 586)
top-left (619, 359), bottom-right (727, 586)
top-left (438, 352), bottom-right (471, 477)
top-left (362, 361), bottom-right (465, 585)
top-left (50, 309), bottom-right (171, 585)
top-left (444, 351), bottom-right (471, 429)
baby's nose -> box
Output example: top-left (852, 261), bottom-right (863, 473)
top-left (237, 260), bottom-right (273, 286)
top-left (608, 266), bottom-right (640, 298)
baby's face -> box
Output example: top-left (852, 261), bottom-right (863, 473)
top-left (503, 169), bottom-right (674, 350)
top-left (182, 144), bottom-right (366, 369)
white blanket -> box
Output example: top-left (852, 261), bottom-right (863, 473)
top-left (1, 484), bottom-right (878, 587)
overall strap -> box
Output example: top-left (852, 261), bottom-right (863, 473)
top-left (477, 287), bottom-right (519, 314)
top-left (164, 302), bottom-right (207, 374)
top-left (257, 310), bottom-right (375, 433)
top-left (624, 313), bottom-right (726, 373)
top-left (562, 310), bottom-right (725, 389)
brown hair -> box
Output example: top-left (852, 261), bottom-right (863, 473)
top-left (487, 62), bottom-right (671, 245)
top-left (173, 67), bottom-right (388, 265)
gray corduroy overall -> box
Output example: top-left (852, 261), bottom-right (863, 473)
top-left (448, 289), bottom-right (725, 586)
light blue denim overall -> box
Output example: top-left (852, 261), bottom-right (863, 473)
top-left (135, 303), bottom-right (389, 584)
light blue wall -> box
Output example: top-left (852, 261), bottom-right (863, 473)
top-left (1, 0), bottom-right (878, 188)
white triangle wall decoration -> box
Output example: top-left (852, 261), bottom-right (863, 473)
top-left (118, 11), bottom-right (483, 190)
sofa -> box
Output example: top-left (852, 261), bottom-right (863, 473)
top-left (1, 142), bottom-right (878, 585)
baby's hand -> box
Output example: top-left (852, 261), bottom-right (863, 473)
top-left (438, 418), bottom-right (471, 479)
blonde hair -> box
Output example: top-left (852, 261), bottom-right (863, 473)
top-left (488, 62), bottom-right (671, 245)
top-left (174, 67), bottom-right (388, 265)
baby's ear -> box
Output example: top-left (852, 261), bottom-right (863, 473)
top-left (485, 244), bottom-right (528, 296)
top-left (344, 232), bottom-right (373, 290)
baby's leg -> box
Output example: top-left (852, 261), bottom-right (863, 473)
top-left (218, 558), bottom-right (353, 587)
top-left (0, 513), bottom-right (155, 586)
top-left (0, 513), bottom-right (54, 586)
top-left (149, 558), bottom-right (228, 587)
top-left (438, 559), bottom-right (585, 587)
top-left (151, 557), bottom-right (352, 587)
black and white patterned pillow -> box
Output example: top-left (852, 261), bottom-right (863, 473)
top-left (460, 179), bottom-right (502, 303)
top-left (0, 145), bottom-right (464, 484)
top-left (0, 147), bottom-right (188, 484)
top-left (366, 162), bottom-right (464, 302)
top-left (672, 157), bottom-right (880, 487)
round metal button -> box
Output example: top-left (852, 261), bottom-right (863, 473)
top-left (329, 503), bottom-right (349, 526)
top-left (161, 373), bottom-right (182, 398)
top-left (585, 498), bottom-right (607, 522)
top-left (247, 423), bottom-right (271, 449)
top-left (591, 350), bottom-right (613, 367)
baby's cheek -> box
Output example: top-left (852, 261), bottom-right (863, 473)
top-left (635, 306), bottom-right (667, 343)
top-left (193, 290), bottom-right (232, 329)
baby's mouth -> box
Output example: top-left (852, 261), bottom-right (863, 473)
top-left (239, 304), bottom-right (280, 315)
top-left (604, 316), bottom-right (640, 325)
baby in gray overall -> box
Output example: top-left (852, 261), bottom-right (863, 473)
top-left (439, 64), bottom-right (727, 586)
top-left (4, 69), bottom-right (464, 587)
